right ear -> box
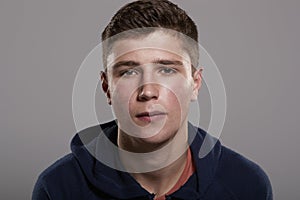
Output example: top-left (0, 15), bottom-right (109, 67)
top-left (100, 71), bottom-right (111, 105)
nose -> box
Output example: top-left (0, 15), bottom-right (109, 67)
top-left (137, 83), bottom-right (159, 102)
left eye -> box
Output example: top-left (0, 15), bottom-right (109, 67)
top-left (160, 67), bottom-right (177, 74)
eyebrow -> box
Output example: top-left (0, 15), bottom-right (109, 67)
top-left (111, 59), bottom-right (184, 70)
top-left (110, 61), bottom-right (140, 70)
top-left (153, 59), bottom-right (183, 66)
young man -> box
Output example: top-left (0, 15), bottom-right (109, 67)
top-left (33, 0), bottom-right (273, 199)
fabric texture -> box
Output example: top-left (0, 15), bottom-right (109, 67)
top-left (32, 121), bottom-right (273, 200)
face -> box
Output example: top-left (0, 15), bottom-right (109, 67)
top-left (101, 31), bottom-right (202, 146)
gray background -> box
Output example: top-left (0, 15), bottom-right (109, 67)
top-left (1, 0), bottom-right (299, 199)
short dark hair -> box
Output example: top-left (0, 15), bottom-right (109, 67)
top-left (102, 0), bottom-right (199, 69)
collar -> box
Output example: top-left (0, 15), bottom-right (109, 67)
top-left (73, 121), bottom-right (222, 199)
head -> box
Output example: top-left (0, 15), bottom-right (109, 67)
top-left (100, 0), bottom-right (202, 150)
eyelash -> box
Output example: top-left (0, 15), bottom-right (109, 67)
top-left (119, 69), bottom-right (139, 77)
top-left (159, 67), bottom-right (177, 74)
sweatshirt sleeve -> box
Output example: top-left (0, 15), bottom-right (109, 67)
top-left (217, 146), bottom-right (273, 200)
top-left (32, 177), bottom-right (51, 200)
top-left (255, 167), bottom-right (273, 200)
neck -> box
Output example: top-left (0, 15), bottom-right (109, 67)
top-left (117, 122), bottom-right (189, 197)
top-left (131, 150), bottom-right (188, 198)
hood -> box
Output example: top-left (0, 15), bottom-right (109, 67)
top-left (70, 120), bottom-right (222, 199)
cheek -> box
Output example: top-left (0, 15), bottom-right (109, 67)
top-left (165, 81), bottom-right (193, 119)
top-left (166, 79), bottom-right (193, 103)
top-left (110, 79), bottom-right (137, 103)
top-left (110, 80), bottom-right (138, 120)
top-left (159, 89), bottom-right (182, 117)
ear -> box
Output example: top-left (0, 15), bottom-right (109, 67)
top-left (100, 71), bottom-right (111, 105)
top-left (191, 67), bottom-right (203, 101)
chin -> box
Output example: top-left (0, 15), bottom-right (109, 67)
top-left (137, 129), bottom-right (176, 146)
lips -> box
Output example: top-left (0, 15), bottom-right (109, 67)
top-left (135, 111), bottom-right (167, 122)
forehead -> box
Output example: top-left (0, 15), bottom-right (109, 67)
top-left (107, 31), bottom-right (191, 67)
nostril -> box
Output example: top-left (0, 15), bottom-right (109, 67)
top-left (137, 84), bottom-right (159, 101)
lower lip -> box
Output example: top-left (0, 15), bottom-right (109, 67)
top-left (137, 114), bottom-right (166, 122)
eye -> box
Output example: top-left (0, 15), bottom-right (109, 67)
top-left (159, 67), bottom-right (177, 74)
top-left (120, 69), bottom-right (139, 77)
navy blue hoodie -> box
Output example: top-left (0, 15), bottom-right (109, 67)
top-left (32, 121), bottom-right (273, 199)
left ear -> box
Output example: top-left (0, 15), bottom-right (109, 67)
top-left (191, 67), bottom-right (203, 101)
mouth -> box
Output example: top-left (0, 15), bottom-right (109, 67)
top-left (135, 111), bottom-right (167, 122)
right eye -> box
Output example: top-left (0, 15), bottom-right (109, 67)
top-left (120, 69), bottom-right (139, 77)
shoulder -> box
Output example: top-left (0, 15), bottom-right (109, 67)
top-left (216, 146), bottom-right (273, 199)
top-left (37, 153), bottom-right (78, 181)
top-left (32, 153), bottom-right (83, 199)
